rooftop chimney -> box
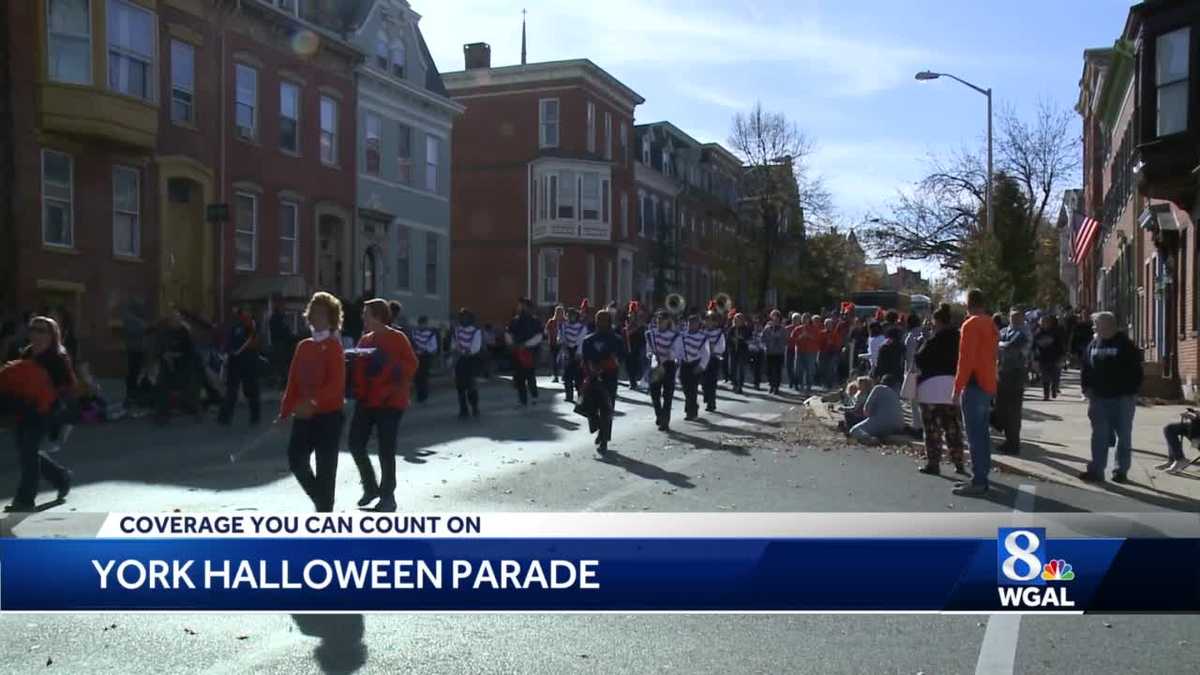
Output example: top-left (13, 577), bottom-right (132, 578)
top-left (464, 43), bottom-right (491, 70)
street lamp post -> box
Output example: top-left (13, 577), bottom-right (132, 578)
top-left (915, 71), bottom-right (993, 233)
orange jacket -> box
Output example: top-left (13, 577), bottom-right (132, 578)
top-left (280, 338), bottom-right (345, 419)
top-left (954, 314), bottom-right (999, 396)
top-left (354, 326), bottom-right (419, 409)
top-left (0, 359), bottom-right (57, 415)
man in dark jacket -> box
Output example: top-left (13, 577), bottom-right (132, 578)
top-left (995, 309), bottom-right (1030, 455)
top-left (1080, 311), bottom-right (1143, 483)
top-left (871, 326), bottom-right (905, 387)
top-left (505, 298), bottom-right (543, 407)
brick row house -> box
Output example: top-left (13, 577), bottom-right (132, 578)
top-left (1074, 0), bottom-right (1200, 399)
top-left (443, 47), bottom-right (645, 328)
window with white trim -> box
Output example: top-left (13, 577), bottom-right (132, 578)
top-left (586, 101), bottom-right (596, 153)
top-left (108, 0), bottom-right (155, 101)
top-left (235, 64), bottom-right (257, 140)
top-left (425, 232), bottom-right (439, 294)
top-left (42, 150), bottom-right (74, 247)
top-left (374, 34), bottom-right (389, 71)
top-left (662, 148), bottom-right (672, 177)
top-left (391, 41), bottom-right (406, 79)
top-left (620, 191), bottom-right (628, 237)
top-left (539, 99), bottom-right (559, 148)
top-left (637, 191), bottom-right (647, 237)
top-left (540, 248), bottom-right (560, 305)
top-left (1156, 27), bottom-right (1190, 137)
top-left (397, 124), bottom-right (412, 184)
top-left (601, 179), bottom-right (610, 224)
top-left (170, 40), bottom-right (194, 123)
top-left (234, 192), bottom-right (257, 271)
top-left (604, 112), bottom-right (612, 160)
top-left (279, 200), bottom-right (298, 274)
top-left (112, 166), bottom-right (140, 257)
top-left (425, 135), bottom-right (441, 192)
top-left (280, 81), bottom-right (300, 153)
top-left (580, 173), bottom-right (600, 220)
top-left (620, 123), bottom-right (629, 164)
top-left (648, 195), bottom-right (659, 239)
top-left (47, 0), bottom-right (91, 85)
top-left (364, 112), bottom-right (382, 175)
top-left (396, 225), bottom-right (411, 291)
top-left (641, 134), bottom-right (651, 165)
top-left (320, 96), bottom-right (338, 165)
top-left (557, 169), bottom-right (576, 219)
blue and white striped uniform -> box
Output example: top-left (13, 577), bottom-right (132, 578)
top-left (648, 327), bottom-right (684, 369)
top-left (454, 326), bottom-right (482, 355)
top-left (682, 329), bottom-right (711, 371)
top-left (412, 327), bottom-right (440, 355)
top-left (560, 321), bottom-right (586, 356)
top-left (703, 327), bottom-right (726, 357)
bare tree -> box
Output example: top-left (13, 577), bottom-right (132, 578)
top-left (865, 100), bottom-right (1079, 269)
top-left (728, 102), bottom-right (832, 308)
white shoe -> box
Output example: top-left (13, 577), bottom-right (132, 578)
top-left (1155, 460), bottom-right (1176, 471)
top-left (1168, 459), bottom-right (1192, 473)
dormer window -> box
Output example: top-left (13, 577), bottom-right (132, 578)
top-left (375, 35), bottom-right (389, 71)
top-left (662, 148), bottom-right (671, 177)
top-left (1156, 27), bottom-right (1190, 137)
top-left (641, 135), bottom-right (651, 165)
top-left (391, 41), bottom-right (406, 79)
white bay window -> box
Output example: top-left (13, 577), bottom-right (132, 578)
top-left (1157, 28), bottom-right (1190, 137)
top-left (48, 0), bottom-right (91, 85)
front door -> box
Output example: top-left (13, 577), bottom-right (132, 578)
top-left (162, 178), bottom-right (209, 316)
top-left (318, 215), bottom-right (346, 297)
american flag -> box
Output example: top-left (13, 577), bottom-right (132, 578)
top-left (1070, 215), bottom-right (1101, 265)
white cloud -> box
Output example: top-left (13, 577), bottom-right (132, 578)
top-left (672, 82), bottom-right (748, 111)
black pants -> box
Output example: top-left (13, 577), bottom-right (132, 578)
top-left (156, 357), bottom-right (200, 420)
top-left (729, 351), bottom-right (747, 393)
top-left (722, 352), bottom-right (731, 383)
top-left (288, 411), bottom-right (343, 512)
top-left (625, 347), bottom-right (643, 389)
top-left (563, 353), bottom-right (581, 401)
top-left (585, 372), bottom-right (618, 444)
top-left (2, 398), bottom-right (69, 507)
top-left (513, 349), bottom-right (539, 404)
top-left (550, 345), bottom-right (561, 380)
top-left (766, 354), bottom-right (785, 392)
top-left (995, 369), bottom-right (1025, 450)
top-left (455, 355), bottom-right (479, 415)
top-left (126, 349), bottom-right (144, 399)
top-left (650, 362), bottom-right (678, 427)
top-left (219, 353), bottom-right (260, 424)
top-left (349, 405), bottom-right (403, 498)
top-left (1038, 362), bottom-right (1061, 399)
top-left (749, 352), bottom-right (763, 388)
top-left (680, 360), bottom-right (702, 418)
top-left (414, 354), bottom-right (433, 403)
top-left (703, 358), bottom-right (721, 409)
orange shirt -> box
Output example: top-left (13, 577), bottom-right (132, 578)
top-left (954, 314), bottom-right (999, 396)
top-left (354, 326), bottom-right (419, 409)
top-left (280, 338), bottom-right (345, 419)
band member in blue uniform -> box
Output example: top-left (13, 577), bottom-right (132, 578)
top-left (559, 305), bottom-right (586, 403)
top-left (623, 301), bottom-right (646, 391)
top-left (648, 311), bottom-right (684, 432)
top-left (410, 316), bottom-right (440, 404)
top-left (578, 309), bottom-right (627, 454)
top-left (702, 310), bottom-right (727, 412)
top-left (505, 298), bottom-right (543, 407)
top-left (453, 309), bottom-right (483, 419)
top-left (680, 314), bottom-right (712, 421)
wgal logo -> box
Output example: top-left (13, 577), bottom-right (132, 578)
top-left (996, 528), bottom-right (1075, 608)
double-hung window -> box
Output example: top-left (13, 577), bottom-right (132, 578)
top-left (108, 0), bottom-right (155, 101)
top-left (320, 96), bottom-right (338, 165)
top-left (620, 123), bottom-right (629, 164)
top-left (234, 192), bottom-right (257, 271)
top-left (374, 35), bottom-right (389, 71)
top-left (170, 40), bottom-right (194, 123)
top-left (1156, 28), bottom-right (1190, 137)
top-left (279, 200), bottom-right (298, 274)
top-left (235, 64), bottom-right (257, 140)
top-left (280, 82), bottom-right (300, 153)
top-left (47, 0), bottom-right (92, 85)
top-left (396, 124), bottom-right (412, 184)
top-left (540, 249), bottom-right (560, 306)
top-left (425, 233), bottom-right (439, 294)
top-left (113, 166), bottom-right (140, 257)
top-left (539, 99), bottom-right (559, 148)
top-left (391, 42), bottom-right (406, 79)
top-left (42, 150), bottom-right (74, 247)
top-left (557, 170), bottom-right (576, 219)
top-left (604, 113), bottom-right (612, 160)
top-left (364, 113), bottom-right (382, 175)
top-left (586, 101), bottom-right (596, 153)
top-left (580, 174), bottom-right (600, 221)
top-left (425, 136), bottom-right (440, 192)
top-left (396, 226), bottom-right (411, 291)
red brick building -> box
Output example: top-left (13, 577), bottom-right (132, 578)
top-left (443, 46), bottom-right (644, 327)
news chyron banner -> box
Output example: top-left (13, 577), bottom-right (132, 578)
top-left (1, 513), bottom-right (1198, 613)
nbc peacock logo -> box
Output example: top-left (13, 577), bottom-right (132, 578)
top-left (1041, 559), bottom-right (1075, 582)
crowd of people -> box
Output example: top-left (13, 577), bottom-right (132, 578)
top-left (0, 285), bottom-right (1193, 512)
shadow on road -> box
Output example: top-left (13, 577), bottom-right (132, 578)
top-left (595, 451), bottom-right (696, 488)
top-left (291, 614), bottom-right (368, 674)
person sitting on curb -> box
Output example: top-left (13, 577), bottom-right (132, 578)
top-left (837, 376), bottom-right (873, 431)
top-left (847, 374), bottom-right (906, 445)
top-left (1161, 410), bottom-right (1199, 474)
top-left (1079, 311), bottom-right (1143, 484)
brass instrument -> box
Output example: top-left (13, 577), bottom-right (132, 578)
top-left (665, 293), bottom-right (686, 316)
top-left (713, 292), bottom-right (732, 316)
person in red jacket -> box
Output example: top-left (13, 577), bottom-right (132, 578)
top-left (277, 292), bottom-right (345, 513)
top-left (349, 299), bottom-right (418, 512)
top-left (1, 316), bottom-right (74, 512)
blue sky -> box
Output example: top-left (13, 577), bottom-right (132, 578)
top-left (418, 0), bottom-right (1135, 268)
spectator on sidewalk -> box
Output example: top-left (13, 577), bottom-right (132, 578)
top-left (1033, 314), bottom-right (1066, 400)
top-left (866, 321), bottom-right (886, 370)
top-left (953, 288), bottom-right (999, 497)
top-left (871, 326), bottom-right (906, 388)
top-left (217, 306), bottom-right (261, 427)
top-left (915, 303), bottom-right (965, 476)
top-left (1070, 309), bottom-right (1094, 372)
top-left (838, 376), bottom-right (874, 431)
top-left (1079, 311), bottom-right (1143, 484)
top-left (903, 314), bottom-right (927, 435)
top-left (995, 309), bottom-right (1031, 456)
top-left (847, 375), bottom-right (906, 445)
top-left (1160, 411), bottom-right (1198, 474)
top-left (121, 299), bottom-right (147, 404)
top-left (760, 310), bottom-right (789, 395)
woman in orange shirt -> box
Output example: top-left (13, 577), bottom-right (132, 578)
top-left (277, 292), bottom-right (346, 512)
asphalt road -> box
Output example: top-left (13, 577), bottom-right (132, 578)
top-left (1, 375), bottom-right (1197, 674)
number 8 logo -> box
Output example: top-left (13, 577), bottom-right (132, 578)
top-left (1002, 530), bottom-right (1042, 582)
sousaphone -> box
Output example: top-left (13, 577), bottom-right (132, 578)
top-left (665, 293), bottom-right (686, 316)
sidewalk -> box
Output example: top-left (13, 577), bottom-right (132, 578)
top-left (809, 372), bottom-right (1200, 510)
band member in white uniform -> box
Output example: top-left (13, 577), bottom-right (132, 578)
top-left (680, 314), bottom-right (712, 421)
top-left (648, 311), bottom-right (684, 432)
top-left (559, 306), bottom-right (586, 403)
top-left (411, 316), bottom-right (440, 404)
top-left (453, 309), bottom-right (483, 419)
top-left (702, 310), bottom-right (727, 413)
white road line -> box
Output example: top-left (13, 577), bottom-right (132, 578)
top-left (974, 483), bottom-right (1036, 675)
